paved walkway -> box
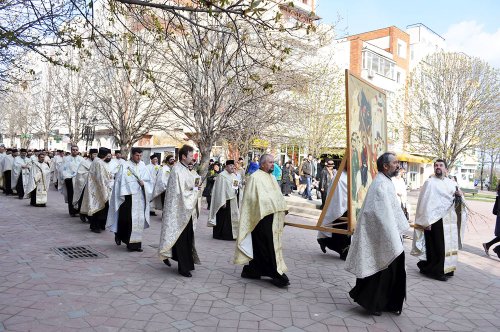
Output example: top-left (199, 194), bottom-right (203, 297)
top-left (0, 190), bottom-right (499, 332)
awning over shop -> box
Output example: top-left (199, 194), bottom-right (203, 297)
top-left (397, 153), bottom-right (432, 164)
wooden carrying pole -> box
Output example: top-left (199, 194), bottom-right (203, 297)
top-left (285, 151), bottom-right (351, 235)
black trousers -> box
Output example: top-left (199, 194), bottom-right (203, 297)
top-left (90, 202), bottom-right (109, 231)
top-left (116, 195), bottom-right (141, 250)
top-left (349, 252), bottom-right (406, 313)
top-left (64, 178), bottom-right (78, 215)
top-left (3, 171), bottom-right (12, 195)
top-left (160, 191), bottom-right (166, 210)
top-left (172, 218), bottom-right (195, 273)
top-left (243, 214), bottom-right (286, 281)
top-left (77, 187), bottom-right (86, 217)
top-left (213, 200), bottom-right (234, 241)
top-left (16, 175), bottom-right (24, 199)
top-left (417, 219), bottom-right (445, 277)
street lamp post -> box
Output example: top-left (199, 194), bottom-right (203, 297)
top-left (80, 113), bottom-right (97, 152)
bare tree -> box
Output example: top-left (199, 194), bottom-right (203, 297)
top-left (406, 52), bottom-right (500, 168)
top-left (477, 116), bottom-right (500, 190)
top-left (50, 53), bottom-right (94, 144)
top-left (1, 1), bottom-right (313, 90)
top-left (0, 1), bottom-right (89, 89)
top-left (284, 60), bottom-right (345, 157)
top-left (87, 41), bottom-right (167, 157)
top-left (28, 64), bottom-right (63, 149)
top-left (151, 11), bottom-right (301, 177)
top-left (0, 88), bottom-right (35, 147)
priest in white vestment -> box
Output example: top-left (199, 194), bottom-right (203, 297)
top-left (2, 149), bottom-right (14, 195)
top-left (12, 148), bottom-right (32, 199)
top-left (108, 150), bottom-right (126, 174)
top-left (317, 169), bottom-right (351, 260)
top-left (146, 154), bottom-right (162, 216)
top-left (81, 148), bottom-right (113, 233)
top-left (73, 149), bottom-right (96, 222)
top-left (411, 159), bottom-right (466, 281)
top-left (151, 155), bottom-right (175, 211)
top-left (234, 154), bottom-right (290, 288)
top-left (345, 152), bottom-right (409, 316)
top-left (208, 160), bottom-right (240, 240)
top-left (61, 145), bottom-right (84, 216)
top-left (25, 152), bottom-right (50, 207)
top-left (158, 145), bottom-right (200, 277)
top-left (106, 147), bottom-right (153, 252)
top-left (50, 150), bottom-right (65, 189)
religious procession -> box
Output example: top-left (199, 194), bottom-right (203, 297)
top-left (2, 138), bottom-right (496, 321)
top-left (1, 1), bottom-right (500, 331)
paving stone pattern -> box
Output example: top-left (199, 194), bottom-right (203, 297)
top-left (0, 190), bottom-right (499, 331)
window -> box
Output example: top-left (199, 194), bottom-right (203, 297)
top-left (410, 45), bottom-right (414, 60)
top-left (396, 72), bottom-right (401, 83)
top-left (397, 39), bottom-right (407, 59)
top-left (362, 50), bottom-right (395, 79)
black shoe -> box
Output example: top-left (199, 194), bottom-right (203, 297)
top-left (179, 271), bottom-right (192, 277)
top-left (80, 215), bottom-right (86, 222)
top-left (317, 239), bottom-right (326, 253)
top-left (370, 310), bottom-right (382, 316)
top-left (391, 310), bottom-right (402, 316)
top-left (432, 274), bottom-right (448, 281)
top-left (90, 228), bottom-right (101, 234)
top-left (114, 234), bottom-right (121, 246)
top-left (482, 243), bottom-right (490, 256)
top-left (127, 248), bottom-right (143, 252)
top-left (150, 211), bottom-right (157, 216)
top-left (445, 271), bottom-right (454, 277)
top-left (70, 213), bottom-right (77, 217)
top-left (271, 277), bottom-right (289, 288)
top-left (493, 246), bottom-right (500, 259)
top-left (163, 259), bottom-right (171, 267)
top-left (241, 266), bottom-right (261, 279)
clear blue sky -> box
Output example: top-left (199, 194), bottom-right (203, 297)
top-left (316, 0), bottom-right (499, 36)
top-left (315, 0), bottom-right (500, 67)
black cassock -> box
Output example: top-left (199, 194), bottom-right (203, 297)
top-left (116, 195), bottom-right (141, 250)
top-left (317, 212), bottom-right (351, 260)
top-left (90, 202), bottom-right (109, 232)
top-left (64, 178), bottom-right (79, 215)
top-left (349, 252), bottom-right (406, 314)
top-left (171, 218), bottom-right (195, 274)
top-left (417, 219), bottom-right (448, 278)
top-left (16, 174), bottom-right (24, 199)
top-left (3, 170), bottom-right (13, 195)
top-left (213, 199), bottom-right (235, 241)
top-left (29, 189), bottom-right (46, 207)
top-left (241, 214), bottom-right (289, 287)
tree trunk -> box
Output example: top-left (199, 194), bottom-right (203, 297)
top-left (489, 161), bottom-right (496, 191)
top-left (43, 133), bottom-right (49, 150)
top-left (480, 150), bottom-right (485, 190)
top-left (120, 143), bottom-right (130, 161)
top-left (197, 141), bottom-right (214, 182)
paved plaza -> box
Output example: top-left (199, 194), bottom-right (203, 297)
top-left (0, 189), bottom-right (499, 332)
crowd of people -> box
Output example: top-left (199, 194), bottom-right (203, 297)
top-left (2, 144), bottom-right (495, 317)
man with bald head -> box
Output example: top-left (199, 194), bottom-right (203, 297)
top-left (234, 154), bottom-right (290, 288)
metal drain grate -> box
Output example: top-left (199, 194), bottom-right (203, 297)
top-left (53, 246), bottom-right (107, 260)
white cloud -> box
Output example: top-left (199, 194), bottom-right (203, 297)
top-left (443, 21), bottom-right (500, 68)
